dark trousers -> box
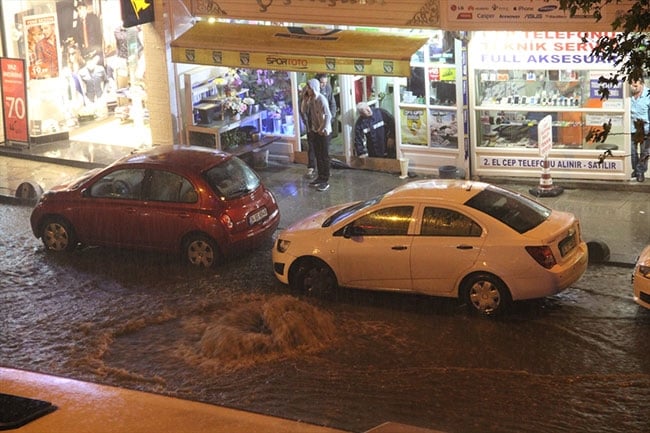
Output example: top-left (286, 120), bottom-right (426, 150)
top-left (631, 134), bottom-right (649, 174)
top-left (307, 138), bottom-right (316, 170)
top-left (308, 131), bottom-right (330, 182)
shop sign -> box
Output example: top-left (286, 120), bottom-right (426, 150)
top-left (0, 58), bottom-right (28, 144)
top-left (190, 0), bottom-right (440, 28)
top-left (478, 156), bottom-right (622, 172)
top-left (471, 31), bottom-right (619, 70)
top-left (173, 48), bottom-right (409, 76)
top-left (444, 0), bottom-right (632, 31)
top-left (121, 0), bottom-right (154, 28)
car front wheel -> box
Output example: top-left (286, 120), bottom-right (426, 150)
top-left (183, 235), bottom-right (220, 268)
top-left (290, 258), bottom-right (337, 297)
top-left (41, 217), bottom-right (77, 252)
top-left (462, 273), bottom-right (511, 317)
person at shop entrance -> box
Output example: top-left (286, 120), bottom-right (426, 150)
top-left (303, 74), bottom-right (337, 180)
top-left (300, 79), bottom-right (332, 192)
top-left (630, 77), bottom-right (650, 182)
top-left (354, 102), bottom-right (396, 158)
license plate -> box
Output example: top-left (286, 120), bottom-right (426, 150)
top-left (248, 207), bottom-right (268, 225)
top-left (559, 233), bottom-right (577, 257)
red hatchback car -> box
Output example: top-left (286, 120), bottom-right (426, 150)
top-left (30, 145), bottom-right (280, 267)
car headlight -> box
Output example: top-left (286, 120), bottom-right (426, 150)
top-left (638, 265), bottom-right (650, 279)
top-left (276, 239), bottom-right (291, 253)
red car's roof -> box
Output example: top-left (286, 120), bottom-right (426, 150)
top-left (114, 145), bottom-right (231, 173)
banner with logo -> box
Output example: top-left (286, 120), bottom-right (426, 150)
top-left (121, 0), bottom-right (154, 28)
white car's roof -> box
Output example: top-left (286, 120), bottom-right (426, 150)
top-left (381, 179), bottom-right (488, 203)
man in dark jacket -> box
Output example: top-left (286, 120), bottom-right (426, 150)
top-left (354, 102), bottom-right (396, 158)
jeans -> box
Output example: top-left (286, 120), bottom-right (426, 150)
top-left (307, 138), bottom-right (316, 170)
top-left (308, 131), bottom-right (330, 182)
top-left (632, 135), bottom-right (649, 174)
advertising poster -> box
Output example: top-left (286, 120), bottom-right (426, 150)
top-left (400, 107), bottom-right (428, 145)
top-left (0, 58), bottom-right (28, 143)
top-left (23, 14), bottom-right (60, 80)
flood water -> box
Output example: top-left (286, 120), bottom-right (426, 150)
top-left (2, 203), bottom-right (650, 433)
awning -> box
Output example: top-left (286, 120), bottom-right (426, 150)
top-left (170, 21), bottom-right (429, 77)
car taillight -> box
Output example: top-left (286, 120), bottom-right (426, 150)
top-left (220, 213), bottom-right (233, 229)
top-left (526, 246), bottom-right (557, 269)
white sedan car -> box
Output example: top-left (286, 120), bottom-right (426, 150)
top-left (272, 180), bottom-right (588, 316)
top-left (632, 245), bottom-right (650, 309)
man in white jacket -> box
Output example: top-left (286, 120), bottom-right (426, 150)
top-left (300, 78), bottom-right (333, 191)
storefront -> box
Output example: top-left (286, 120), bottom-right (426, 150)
top-left (169, 18), bottom-right (467, 176)
top-left (442, 0), bottom-right (637, 182)
top-left (0, 0), bottom-right (149, 149)
top-left (468, 31), bottom-right (629, 181)
top-left (2, 1), bottom-right (633, 184)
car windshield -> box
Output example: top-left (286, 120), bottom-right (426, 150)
top-left (464, 185), bottom-right (551, 233)
top-left (203, 156), bottom-right (260, 199)
top-left (323, 195), bottom-right (384, 227)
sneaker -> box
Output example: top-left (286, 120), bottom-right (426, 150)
top-left (316, 183), bottom-right (330, 192)
top-left (637, 172), bottom-right (645, 182)
top-left (309, 178), bottom-right (324, 187)
top-left (303, 168), bottom-right (317, 180)
top-left (632, 171), bottom-right (638, 178)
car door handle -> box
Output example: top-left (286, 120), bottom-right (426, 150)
top-left (391, 246), bottom-right (408, 250)
top-left (456, 244), bottom-right (473, 250)
top-left (177, 212), bottom-right (191, 218)
top-left (124, 207), bottom-right (137, 214)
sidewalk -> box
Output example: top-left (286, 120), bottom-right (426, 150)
top-left (2, 140), bottom-right (650, 266)
top-left (0, 367), bottom-right (350, 433)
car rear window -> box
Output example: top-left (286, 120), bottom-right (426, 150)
top-left (203, 156), bottom-right (261, 199)
top-left (464, 185), bottom-right (551, 233)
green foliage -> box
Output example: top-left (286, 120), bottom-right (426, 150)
top-left (560, 0), bottom-right (650, 98)
top-left (221, 129), bottom-right (248, 149)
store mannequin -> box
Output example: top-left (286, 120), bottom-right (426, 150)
top-left (79, 51), bottom-right (107, 103)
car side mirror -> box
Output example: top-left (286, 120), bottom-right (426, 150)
top-left (81, 188), bottom-right (90, 197)
top-left (343, 225), bottom-right (364, 238)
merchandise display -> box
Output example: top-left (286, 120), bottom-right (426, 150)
top-left (474, 69), bottom-right (625, 150)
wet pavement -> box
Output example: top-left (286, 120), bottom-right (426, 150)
top-left (1, 140), bottom-right (650, 265)
top-left (1, 142), bottom-right (650, 432)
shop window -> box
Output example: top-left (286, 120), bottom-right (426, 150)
top-left (474, 69), bottom-right (625, 150)
top-left (398, 31), bottom-right (460, 150)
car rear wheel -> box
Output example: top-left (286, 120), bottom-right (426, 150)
top-left (41, 217), bottom-right (77, 252)
top-left (183, 235), bottom-right (220, 268)
top-left (462, 273), bottom-right (511, 317)
top-left (290, 258), bottom-right (337, 297)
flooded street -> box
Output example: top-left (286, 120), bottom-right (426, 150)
top-left (2, 203), bottom-right (650, 433)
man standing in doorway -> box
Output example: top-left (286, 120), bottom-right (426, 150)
top-left (300, 78), bottom-right (332, 191)
top-left (630, 77), bottom-right (650, 182)
top-left (303, 73), bottom-right (337, 180)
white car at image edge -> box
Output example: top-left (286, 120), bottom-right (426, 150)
top-left (272, 179), bottom-right (589, 316)
top-left (632, 245), bottom-right (650, 310)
